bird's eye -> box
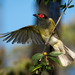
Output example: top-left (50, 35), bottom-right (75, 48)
top-left (39, 14), bottom-right (45, 18)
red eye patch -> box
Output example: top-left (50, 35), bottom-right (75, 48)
top-left (38, 14), bottom-right (45, 18)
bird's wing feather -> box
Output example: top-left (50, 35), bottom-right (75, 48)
top-left (0, 25), bottom-right (44, 44)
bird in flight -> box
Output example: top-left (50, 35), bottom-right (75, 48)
top-left (0, 13), bottom-right (75, 67)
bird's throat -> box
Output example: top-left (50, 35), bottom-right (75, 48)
top-left (37, 19), bottom-right (50, 29)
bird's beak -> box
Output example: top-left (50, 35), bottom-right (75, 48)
top-left (33, 14), bottom-right (37, 17)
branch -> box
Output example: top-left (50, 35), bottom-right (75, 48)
top-left (47, 0), bottom-right (73, 42)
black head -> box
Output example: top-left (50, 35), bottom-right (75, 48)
top-left (33, 13), bottom-right (48, 19)
top-left (33, 13), bottom-right (50, 28)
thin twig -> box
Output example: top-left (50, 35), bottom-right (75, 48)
top-left (47, 0), bottom-right (73, 42)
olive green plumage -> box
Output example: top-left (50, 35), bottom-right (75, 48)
top-left (0, 13), bottom-right (55, 44)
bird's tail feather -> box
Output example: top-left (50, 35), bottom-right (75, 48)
top-left (58, 45), bottom-right (75, 67)
top-left (51, 39), bottom-right (75, 67)
top-left (64, 45), bottom-right (75, 59)
top-left (58, 52), bottom-right (74, 67)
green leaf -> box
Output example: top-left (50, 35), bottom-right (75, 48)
top-left (28, 66), bottom-right (35, 72)
top-left (33, 59), bottom-right (38, 65)
top-left (49, 51), bottom-right (62, 56)
top-left (52, 0), bottom-right (55, 2)
top-left (49, 57), bottom-right (60, 64)
top-left (28, 64), bottom-right (42, 72)
top-left (32, 53), bottom-right (44, 60)
top-left (41, 62), bottom-right (47, 66)
top-left (32, 64), bottom-right (42, 72)
top-left (60, 5), bottom-right (65, 8)
top-left (44, 0), bottom-right (49, 5)
top-left (68, 5), bottom-right (74, 8)
top-left (60, 3), bottom-right (66, 9)
top-left (49, 0), bottom-right (56, 2)
top-left (46, 66), bottom-right (51, 70)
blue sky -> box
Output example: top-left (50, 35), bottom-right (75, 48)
top-left (0, 0), bottom-right (38, 52)
top-left (0, 0), bottom-right (75, 52)
top-left (61, 0), bottom-right (75, 25)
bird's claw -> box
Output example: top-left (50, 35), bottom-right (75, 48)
top-left (51, 30), bottom-right (55, 34)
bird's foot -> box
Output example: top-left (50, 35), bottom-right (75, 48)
top-left (51, 30), bottom-right (55, 34)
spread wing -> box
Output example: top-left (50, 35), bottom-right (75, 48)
top-left (0, 25), bottom-right (44, 44)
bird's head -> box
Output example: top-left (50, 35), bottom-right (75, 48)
top-left (33, 13), bottom-right (48, 19)
top-left (33, 13), bottom-right (50, 28)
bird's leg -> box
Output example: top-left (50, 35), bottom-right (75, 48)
top-left (51, 30), bottom-right (55, 35)
top-left (45, 42), bottom-right (50, 45)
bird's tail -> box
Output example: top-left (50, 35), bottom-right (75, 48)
top-left (58, 46), bottom-right (75, 67)
top-left (53, 40), bottom-right (75, 67)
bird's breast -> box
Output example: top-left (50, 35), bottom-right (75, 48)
top-left (39, 28), bottom-right (58, 46)
top-left (39, 28), bottom-right (50, 41)
top-left (49, 36), bottom-right (58, 45)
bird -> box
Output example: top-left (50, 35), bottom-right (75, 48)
top-left (0, 13), bottom-right (75, 67)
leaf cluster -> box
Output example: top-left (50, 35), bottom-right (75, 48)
top-left (29, 51), bottom-right (62, 74)
top-left (36, 0), bottom-right (74, 9)
top-left (60, 3), bottom-right (74, 10)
